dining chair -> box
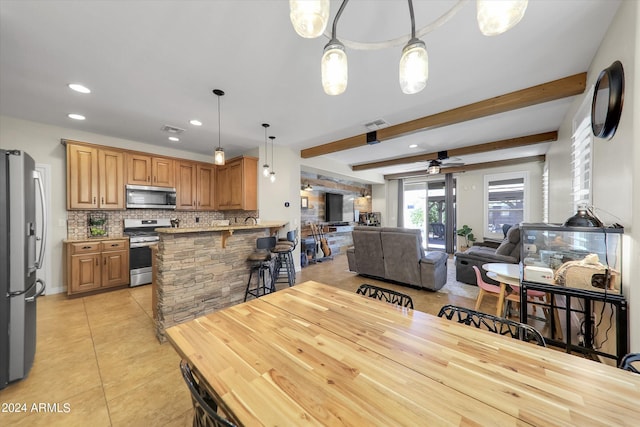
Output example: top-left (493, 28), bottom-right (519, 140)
top-left (180, 360), bottom-right (237, 427)
top-left (472, 265), bottom-right (507, 317)
top-left (356, 284), bottom-right (414, 309)
top-left (619, 353), bottom-right (640, 374)
top-left (437, 304), bottom-right (546, 347)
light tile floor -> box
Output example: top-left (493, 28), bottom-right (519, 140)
top-left (0, 253), bottom-right (482, 426)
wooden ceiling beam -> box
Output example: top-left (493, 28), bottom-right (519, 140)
top-left (383, 155), bottom-right (546, 180)
top-left (351, 131), bottom-right (557, 171)
top-left (300, 73), bottom-right (585, 159)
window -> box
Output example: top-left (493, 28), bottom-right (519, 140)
top-left (571, 86), bottom-right (594, 209)
top-left (484, 172), bottom-right (528, 238)
top-left (542, 161), bottom-right (549, 223)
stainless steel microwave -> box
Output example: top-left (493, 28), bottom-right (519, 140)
top-left (125, 185), bottom-right (176, 209)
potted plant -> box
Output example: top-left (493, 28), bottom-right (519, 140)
top-left (456, 224), bottom-right (476, 252)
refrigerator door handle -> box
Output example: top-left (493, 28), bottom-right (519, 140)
top-left (25, 279), bottom-right (46, 303)
top-left (33, 170), bottom-right (46, 270)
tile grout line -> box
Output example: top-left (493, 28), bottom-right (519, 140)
top-left (82, 295), bottom-right (114, 427)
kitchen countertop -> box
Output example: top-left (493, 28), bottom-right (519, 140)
top-left (155, 221), bottom-right (287, 234)
top-left (63, 236), bottom-right (129, 243)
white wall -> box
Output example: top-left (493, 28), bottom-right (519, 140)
top-left (257, 144), bottom-right (302, 271)
top-left (0, 115), bottom-right (227, 293)
top-left (456, 161), bottom-right (545, 243)
top-left (548, 0), bottom-right (639, 350)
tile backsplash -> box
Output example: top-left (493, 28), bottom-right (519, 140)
top-left (66, 209), bottom-right (259, 240)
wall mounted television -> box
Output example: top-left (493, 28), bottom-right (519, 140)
top-left (325, 193), bottom-right (343, 223)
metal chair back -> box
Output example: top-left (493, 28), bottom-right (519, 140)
top-left (180, 360), bottom-right (236, 427)
top-left (437, 304), bottom-right (546, 347)
top-left (620, 353), bottom-right (640, 374)
top-left (356, 284), bottom-right (414, 309)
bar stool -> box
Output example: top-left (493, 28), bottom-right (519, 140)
top-left (244, 236), bottom-right (276, 301)
top-left (272, 230), bottom-right (297, 288)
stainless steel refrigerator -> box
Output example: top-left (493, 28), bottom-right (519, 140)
top-left (1, 149), bottom-right (47, 390)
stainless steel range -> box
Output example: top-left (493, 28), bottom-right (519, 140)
top-left (123, 218), bottom-right (171, 287)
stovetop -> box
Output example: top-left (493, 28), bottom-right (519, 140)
top-left (124, 218), bottom-right (171, 242)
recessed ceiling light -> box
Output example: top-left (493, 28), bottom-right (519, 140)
top-left (168, 136), bottom-right (180, 142)
top-left (68, 83), bottom-right (91, 94)
top-left (68, 113), bottom-right (85, 120)
top-left (189, 119), bottom-right (202, 126)
top-left (409, 144), bottom-right (418, 148)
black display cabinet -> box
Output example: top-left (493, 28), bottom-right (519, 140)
top-left (519, 223), bottom-right (627, 363)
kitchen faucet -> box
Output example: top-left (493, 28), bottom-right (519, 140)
top-left (244, 216), bottom-right (257, 225)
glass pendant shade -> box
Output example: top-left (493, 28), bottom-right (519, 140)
top-left (262, 165), bottom-right (270, 177)
top-left (321, 41), bottom-right (348, 95)
top-left (399, 39), bottom-right (428, 95)
top-left (289, 0), bottom-right (330, 38)
top-left (214, 148), bottom-right (225, 165)
top-left (477, 0), bottom-right (528, 36)
top-left (270, 171), bottom-right (276, 183)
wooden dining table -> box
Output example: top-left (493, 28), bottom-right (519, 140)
top-left (166, 280), bottom-right (640, 426)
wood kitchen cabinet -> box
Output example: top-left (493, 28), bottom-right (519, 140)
top-left (64, 239), bottom-right (129, 295)
top-left (215, 156), bottom-right (257, 211)
top-left (66, 142), bottom-right (125, 210)
top-left (175, 161), bottom-right (216, 210)
top-left (126, 153), bottom-right (175, 188)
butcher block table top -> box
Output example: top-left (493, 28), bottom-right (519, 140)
top-left (166, 281), bottom-right (640, 426)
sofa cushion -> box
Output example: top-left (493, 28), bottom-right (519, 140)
top-left (381, 229), bottom-right (423, 286)
top-left (352, 228), bottom-right (386, 278)
top-left (495, 224), bottom-right (520, 259)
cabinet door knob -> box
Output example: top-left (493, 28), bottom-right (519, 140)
top-left (101, 197), bottom-right (105, 204)
top-left (93, 197), bottom-right (96, 204)
top-left (83, 246), bottom-right (92, 249)
top-left (95, 258), bottom-right (99, 266)
top-left (148, 175), bottom-right (150, 182)
top-left (104, 258), bottom-right (106, 265)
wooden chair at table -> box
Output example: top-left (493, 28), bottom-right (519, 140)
top-left (437, 304), bottom-right (546, 347)
top-left (620, 353), bottom-right (640, 374)
top-left (180, 360), bottom-right (237, 427)
top-left (356, 284), bottom-right (414, 309)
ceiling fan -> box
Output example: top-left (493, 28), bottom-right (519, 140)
top-left (426, 151), bottom-right (464, 174)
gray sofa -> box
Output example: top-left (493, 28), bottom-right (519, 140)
top-left (455, 223), bottom-right (521, 285)
top-left (346, 227), bottom-right (448, 291)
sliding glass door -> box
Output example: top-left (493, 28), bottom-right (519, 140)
top-left (403, 177), bottom-right (455, 252)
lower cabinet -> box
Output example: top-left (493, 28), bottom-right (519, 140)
top-left (65, 239), bottom-right (129, 295)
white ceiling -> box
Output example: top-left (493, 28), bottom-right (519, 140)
top-left (0, 0), bottom-right (620, 178)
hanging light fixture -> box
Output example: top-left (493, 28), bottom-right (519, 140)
top-left (427, 160), bottom-right (441, 175)
top-left (321, 0), bottom-right (349, 95)
top-left (399, 0), bottom-right (428, 94)
top-left (291, 0), bottom-right (527, 94)
top-left (212, 89), bottom-right (225, 165)
top-left (269, 136), bottom-right (276, 183)
top-left (477, 0), bottom-right (528, 36)
top-left (303, 182), bottom-right (313, 191)
top-left (289, 0), bottom-right (330, 38)
top-left (261, 123), bottom-right (270, 177)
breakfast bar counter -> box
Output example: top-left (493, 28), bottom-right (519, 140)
top-left (154, 221), bottom-right (287, 341)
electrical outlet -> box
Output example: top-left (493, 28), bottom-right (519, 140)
top-left (195, 217), bottom-right (199, 223)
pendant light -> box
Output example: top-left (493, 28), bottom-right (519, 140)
top-left (427, 160), bottom-right (441, 175)
top-left (213, 89), bottom-right (225, 165)
top-left (399, 0), bottom-right (428, 94)
top-left (269, 136), bottom-right (276, 183)
top-left (477, 0), bottom-right (528, 36)
top-left (289, 0), bottom-right (330, 39)
top-left (261, 123), bottom-right (270, 177)
top-left (321, 0), bottom-right (349, 95)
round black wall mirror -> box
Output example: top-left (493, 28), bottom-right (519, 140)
top-left (591, 60), bottom-right (624, 140)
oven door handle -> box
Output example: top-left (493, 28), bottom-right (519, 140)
top-left (130, 242), bottom-right (158, 248)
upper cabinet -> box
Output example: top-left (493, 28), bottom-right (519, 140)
top-left (215, 156), bottom-right (257, 211)
top-left (175, 161), bottom-right (215, 211)
top-left (126, 153), bottom-right (175, 188)
top-left (66, 141), bottom-right (124, 210)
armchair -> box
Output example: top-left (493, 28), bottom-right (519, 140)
top-left (455, 224), bottom-right (521, 285)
